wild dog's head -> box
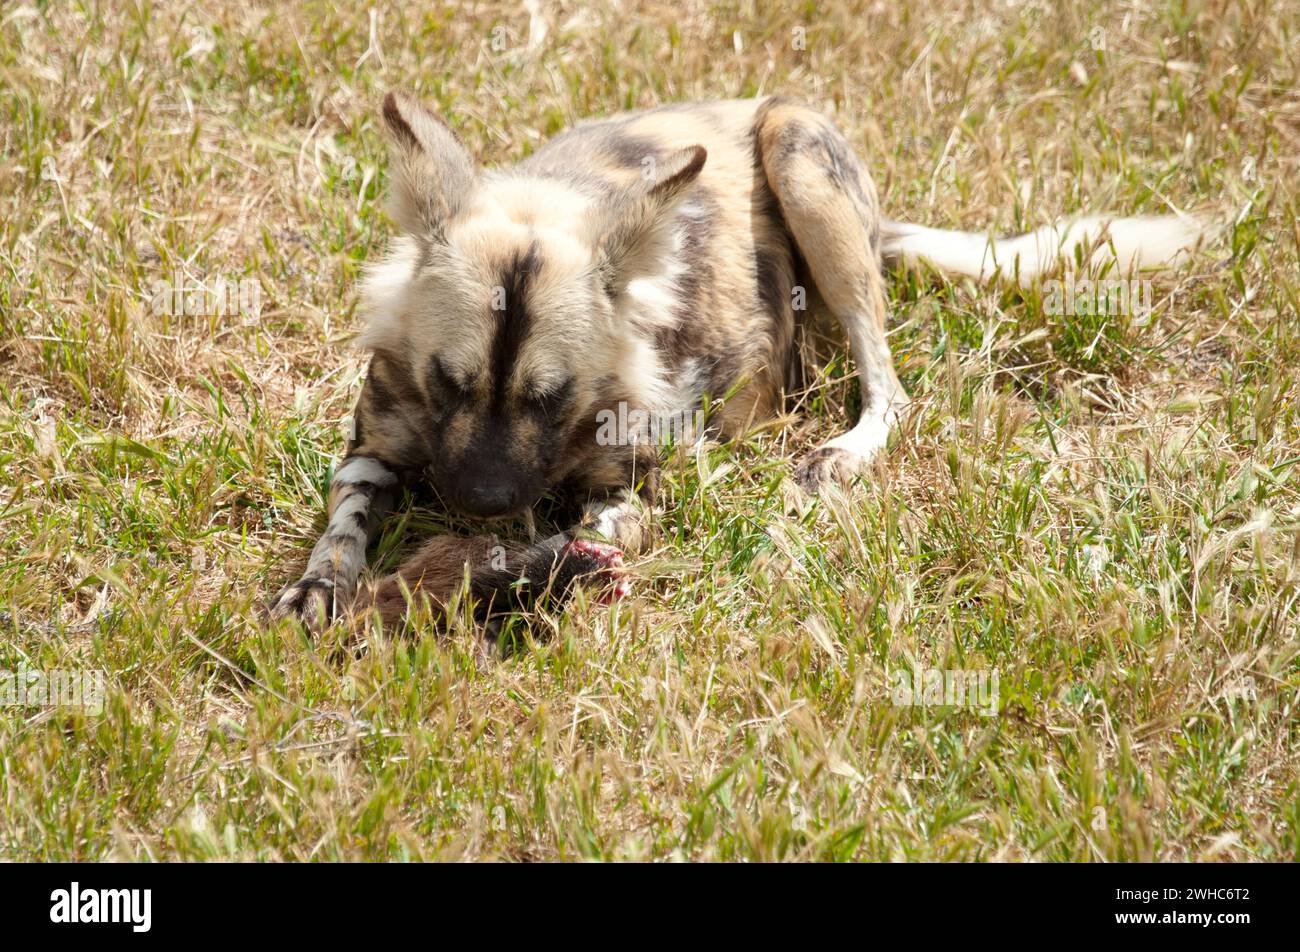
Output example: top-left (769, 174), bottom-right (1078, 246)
top-left (359, 91), bottom-right (705, 518)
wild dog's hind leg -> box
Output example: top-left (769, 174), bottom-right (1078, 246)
top-left (755, 99), bottom-right (908, 490)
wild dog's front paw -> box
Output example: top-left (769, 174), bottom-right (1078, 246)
top-left (794, 446), bottom-right (866, 492)
top-left (562, 539), bottom-right (632, 603)
top-left (269, 576), bottom-right (346, 631)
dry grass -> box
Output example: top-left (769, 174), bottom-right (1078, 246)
top-left (1, 0), bottom-right (1298, 860)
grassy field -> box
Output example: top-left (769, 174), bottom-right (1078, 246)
top-left (1, 0), bottom-right (1297, 861)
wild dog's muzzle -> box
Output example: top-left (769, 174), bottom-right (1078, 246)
top-left (440, 420), bottom-right (549, 518)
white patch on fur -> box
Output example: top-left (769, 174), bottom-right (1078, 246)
top-left (621, 272), bottom-right (680, 332)
top-left (612, 333), bottom-right (675, 414)
top-left (825, 404), bottom-right (899, 460)
top-left (603, 202), bottom-right (711, 414)
top-left (356, 235), bottom-right (419, 351)
top-left (881, 214), bottom-right (1212, 286)
top-left (587, 501), bottom-right (630, 539)
top-left (335, 456), bottom-right (398, 487)
top-left (825, 318), bottom-right (908, 462)
top-left (666, 357), bottom-right (710, 414)
top-left (616, 202), bottom-right (697, 329)
top-left (584, 496), bottom-right (640, 543)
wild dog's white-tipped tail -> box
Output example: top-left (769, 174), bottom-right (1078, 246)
top-left (881, 214), bottom-right (1212, 286)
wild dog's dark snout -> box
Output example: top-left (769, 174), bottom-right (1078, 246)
top-left (457, 476), bottom-right (517, 512)
top-left (446, 428), bottom-right (545, 518)
top-left (455, 472), bottom-right (520, 517)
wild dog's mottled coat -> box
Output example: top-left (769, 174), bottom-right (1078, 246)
top-left (271, 93), bottom-right (1206, 629)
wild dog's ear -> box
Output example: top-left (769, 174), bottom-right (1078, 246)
top-left (596, 145), bottom-right (707, 294)
top-left (381, 91), bottom-right (476, 239)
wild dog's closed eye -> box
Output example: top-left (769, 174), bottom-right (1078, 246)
top-left (427, 356), bottom-right (471, 400)
top-left (526, 378), bottom-right (573, 419)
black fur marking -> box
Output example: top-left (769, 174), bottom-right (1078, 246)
top-left (272, 576), bottom-right (334, 618)
top-left (750, 173), bottom-right (785, 225)
top-left (368, 353), bottom-right (425, 411)
top-left (818, 129), bottom-right (848, 181)
top-left (366, 364), bottom-right (396, 410)
top-left (600, 267), bottom-right (618, 299)
top-left (815, 129), bottom-right (876, 220)
top-left (604, 134), bottom-right (661, 169)
top-left (705, 351), bottom-right (744, 403)
top-left (774, 121), bottom-right (818, 165)
top-left (656, 187), bottom-right (716, 366)
top-left (382, 93), bottom-right (421, 152)
top-left (754, 248), bottom-right (792, 322)
top-left (489, 242), bottom-right (540, 415)
top-left (340, 479), bottom-right (380, 497)
top-left (527, 377), bottom-right (574, 423)
top-left (426, 354), bottom-right (470, 406)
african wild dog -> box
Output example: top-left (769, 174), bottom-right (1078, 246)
top-left (271, 93), bottom-right (1206, 629)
